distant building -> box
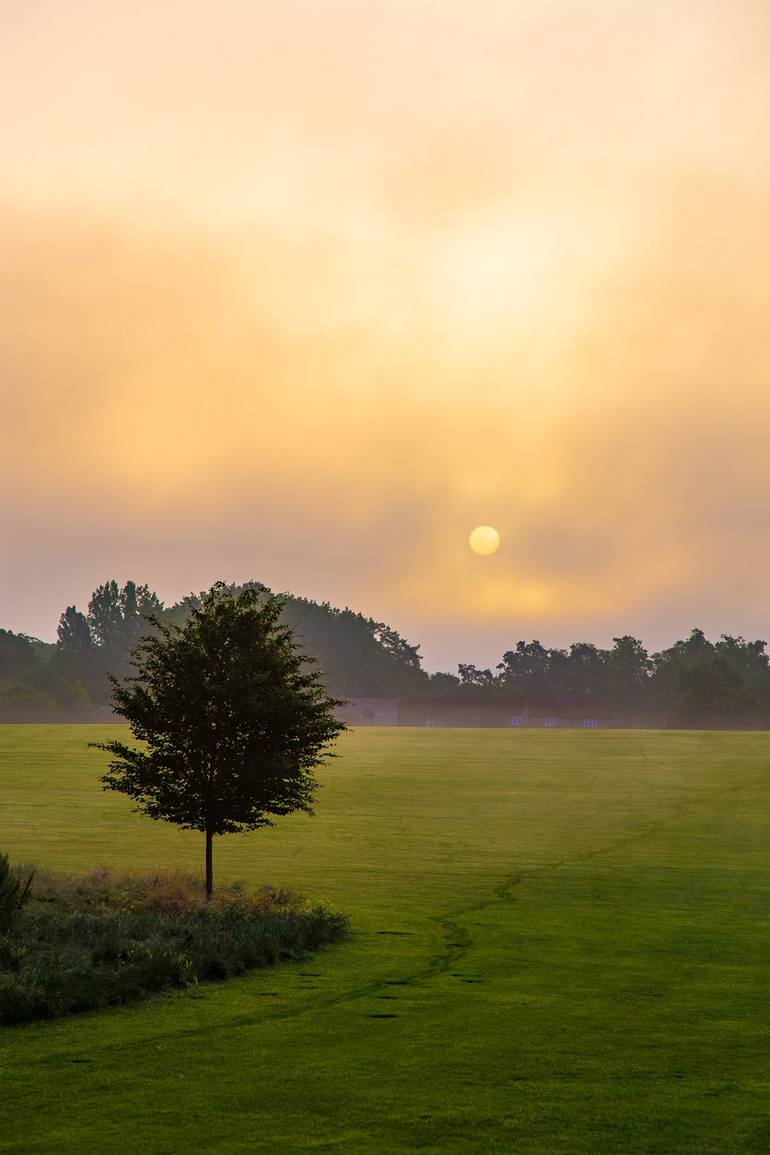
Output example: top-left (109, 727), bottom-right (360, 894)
top-left (511, 694), bottom-right (611, 729)
top-left (397, 693), bottom-right (610, 729)
top-left (335, 697), bottom-right (399, 726)
top-left (398, 697), bottom-right (511, 728)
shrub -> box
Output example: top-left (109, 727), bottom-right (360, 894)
top-left (0, 854), bottom-right (33, 934)
top-left (0, 863), bottom-right (350, 1026)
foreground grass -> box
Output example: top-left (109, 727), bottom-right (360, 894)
top-left (2, 725), bottom-right (770, 1153)
top-left (0, 867), bottom-right (348, 1025)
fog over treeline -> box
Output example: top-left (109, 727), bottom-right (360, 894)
top-left (0, 579), bottom-right (767, 728)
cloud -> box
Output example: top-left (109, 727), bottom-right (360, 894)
top-left (3, 165), bottom-right (770, 670)
top-left (3, 2), bottom-right (770, 665)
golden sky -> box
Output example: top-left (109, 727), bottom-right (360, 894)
top-left (2, 1), bottom-right (770, 669)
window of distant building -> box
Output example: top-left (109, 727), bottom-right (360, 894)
top-left (544, 716), bottom-right (557, 727)
top-left (583, 718), bottom-right (598, 728)
top-left (510, 715), bottom-right (523, 727)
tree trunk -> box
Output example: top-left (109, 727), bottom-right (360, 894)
top-left (205, 828), bottom-right (213, 900)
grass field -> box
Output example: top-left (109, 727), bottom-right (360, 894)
top-left (2, 725), bottom-right (770, 1154)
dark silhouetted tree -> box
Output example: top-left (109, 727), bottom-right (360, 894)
top-left (88, 580), bottom-right (163, 680)
top-left (167, 584), bottom-right (428, 698)
top-left (93, 584), bottom-right (345, 897)
top-left (54, 581), bottom-right (164, 704)
top-left (57, 606), bottom-right (92, 659)
top-left (0, 630), bottom-right (38, 681)
top-left (0, 628), bottom-right (91, 721)
top-left (563, 643), bottom-right (607, 695)
top-left (650, 628), bottom-right (716, 720)
top-left (427, 671), bottom-right (462, 694)
top-left (56, 606), bottom-right (96, 696)
top-left (606, 635), bottom-right (653, 715)
top-left (458, 663), bottom-right (497, 687)
top-left (714, 635), bottom-right (770, 721)
top-left (497, 640), bottom-right (552, 693)
top-left (673, 655), bottom-right (758, 729)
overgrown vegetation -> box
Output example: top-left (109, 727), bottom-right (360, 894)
top-left (0, 861), bottom-right (349, 1026)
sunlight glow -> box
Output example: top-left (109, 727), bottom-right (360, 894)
top-left (469, 526), bottom-right (501, 556)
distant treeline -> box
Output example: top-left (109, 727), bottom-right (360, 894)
top-left (440, 634), bottom-right (770, 728)
top-left (1, 578), bottom-right (768, 727)
top-left (0, 580), bottom-right (425, 721)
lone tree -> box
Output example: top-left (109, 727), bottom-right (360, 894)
top-left (93, 584), bottom-right (345, 897)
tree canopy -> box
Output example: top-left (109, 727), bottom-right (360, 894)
top-left (92, 584), bottom-right (345, 895)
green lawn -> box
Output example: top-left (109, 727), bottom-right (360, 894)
top-left (2, 725), bottom-right (770, 1154)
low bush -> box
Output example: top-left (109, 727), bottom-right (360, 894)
top-left (0, 863), bottom-right (350, 1026)
top-left (0, 854), bottom-right (33, 934)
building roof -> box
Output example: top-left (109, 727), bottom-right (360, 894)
top-left (520, 694), bottom-right (611, 719)
top-left (398, 693), bottom-right (610, 718)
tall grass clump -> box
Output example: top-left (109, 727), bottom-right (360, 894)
top-left (0, 862), bottom-right (349, 1026)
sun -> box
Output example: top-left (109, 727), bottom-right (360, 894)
top-left (469, 525), bottom-right (501, 556)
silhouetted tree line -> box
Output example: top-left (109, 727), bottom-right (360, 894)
top-left (430, 630), bottom-right (769, 728)
top-left (0, 580), bottom-right (425, 720)
top-left (0, 579), bottom-right (767, 727)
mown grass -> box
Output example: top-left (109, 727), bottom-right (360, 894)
top-left (2, 725), bottom-right (770, 1153)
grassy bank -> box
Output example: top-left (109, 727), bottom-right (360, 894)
top-left (1, 725), bottom-right (770, 1153)
top-left (0, 865), bottom-right (348, 1025)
